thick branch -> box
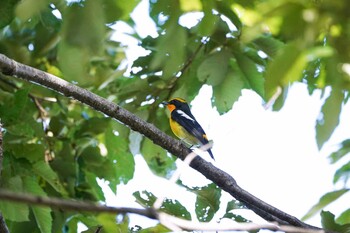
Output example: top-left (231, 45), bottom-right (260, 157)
top-left (0, 53), bottom-right (321, 230)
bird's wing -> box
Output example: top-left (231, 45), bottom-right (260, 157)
top-left (171, 109), bottom-right (208, 145)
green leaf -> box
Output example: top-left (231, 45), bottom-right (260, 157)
top-left (329, 139), bottom-right (350, 164)
top-left (96, 213), bottom-right (119, 233)
top-left (141, 138), bottom-right (176, 178)
top-left (233, 50), bottom-right (264, 97)
top-left (198, 0), bottom-right (218, 36)
top-left (150, 5), bottom-right (187, 79)
top-left (333, 161), bottom-right (350, 185)
top-left (197, 49), bottom-right (232, 86)
top-left (253, 35), bottom-right (284, 58)
top-left (23, 176), bottom-right (52, 233)
top-left (102, 0), bottom-right (140, 23)
top-left (133, 190), bottom-right (156, 208)
top-left (162, 199), bottom-right (192, 220)
top-left (32, 161), bottom-right (68, 196)
top-left (225, 200), bottom-right (246, 212)
top-left (316, 88), bottom-right (344, 150)
top-left (15, 0), bottom-right (46, 21)
top-left (75, 117), bottom-right (111, 137)
top-left (193, 183), bottom-right (221, 222)
top-left (222, 212), bottom-right (251, 224)
top-left (105, 124), bottom-right (135, 187)
top-left (133, 191), bottom-right (191, 220)
top-left (9, 143), bottom-right (44, 162)
top-left (302, 189), bottom-right (349, 221)
top-left (216, 1), bottom-right (242, 32)
top-left (0, 176), bottom-right (29, 222)
top-left (321, 211), bottom-right (350, 233)
top-left (0, 0), bottom-right (20, 28)
top-left (212, 60), bottom-right (244, 114)
top-left (337, 209), bottom-right (350, 225)
top-left (137, 224), bottom-right (169, 233)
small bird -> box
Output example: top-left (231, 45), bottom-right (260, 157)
top-left (162, 97), bottom-right (214, 160)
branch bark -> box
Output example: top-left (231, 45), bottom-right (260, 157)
top-left (0, 123), bottom-right (10, 233)
top-left (0, 53), bottom-right (322, 231)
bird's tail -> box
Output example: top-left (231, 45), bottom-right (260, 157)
top-left (208, 149), bottom-right (215, 160)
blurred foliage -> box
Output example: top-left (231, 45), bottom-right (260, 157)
top-left (0, 0), bottom-right (350, 232)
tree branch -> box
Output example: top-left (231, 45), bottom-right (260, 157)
top-left (0, 189), bottom-right (157, 219)
top-left (0, 53), bottom-right (322, 231)
top-left (0, 189), bottom-right (324, 233)
top-left (0, 123), bottom-right (10, 233)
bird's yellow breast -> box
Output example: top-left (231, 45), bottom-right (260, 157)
top-left (169, 118), bottom-right (200, 146)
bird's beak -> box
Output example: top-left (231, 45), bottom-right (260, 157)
top-left (161, 101), bottom-right (169, 106)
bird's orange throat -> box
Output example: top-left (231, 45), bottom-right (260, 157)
top-left (166, 104), bottom-right (176, 112)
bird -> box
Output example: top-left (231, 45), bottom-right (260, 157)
top-left (162, 97), bottom-right (214, 160)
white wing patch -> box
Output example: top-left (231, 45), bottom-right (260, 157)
top-left (176, 110), bottom-right (195, 122)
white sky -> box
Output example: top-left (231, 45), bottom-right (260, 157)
top-left (92, 0), bottom-right (350, 231)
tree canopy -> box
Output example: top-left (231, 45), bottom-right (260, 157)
top-left (0, 0), bottom-right (350, 232)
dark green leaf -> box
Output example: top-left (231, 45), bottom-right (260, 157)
top-left (9, 143), bottom-right (45, 163)
top-left (133, 191), bottom-right (191, 220)
top-left (162, 199), bottom-right (192, 220)
top-left (321, 211), bottom-right (350, 233)
top-left (133, 190), bottom-right (156, 208)
top-left (234, 50), bottom-right (264, 97)
top-left (32, 161), bottom-right (68, 196)
top-left (23, 176), bottom-right (52, 233)
top-left (0, 176), bottom-right (29, 222)
top-left (141, 138), bottom-right (176, 178)
top-left (302, 189), bottom-right (349, 221)
top-left (193, 183), bottom-right (221, 222)
top-left (197, 49), bottom-right (232, 86)
top-left (0, 0), bottom-right (20, 28)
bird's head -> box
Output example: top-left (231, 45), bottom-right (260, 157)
top-left (162, 97), bottom-right (188, 112)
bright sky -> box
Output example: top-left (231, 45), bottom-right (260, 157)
top-left (94, 0), bottom-right (350, 231)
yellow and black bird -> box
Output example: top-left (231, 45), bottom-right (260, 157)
top-left (162, 98), bottom-right (214, 160)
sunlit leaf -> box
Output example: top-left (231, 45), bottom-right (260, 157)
top-left (316, 88), bottom-right (344, 150)
top-left (337, 209), bottom-right (350, 225)
top-left (302, 189), bottom-right (349, 221)
top-left (15, 0), bottom-right (46, 21)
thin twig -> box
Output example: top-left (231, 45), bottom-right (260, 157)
top-left (0, 189), bottom-right (157, 219)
